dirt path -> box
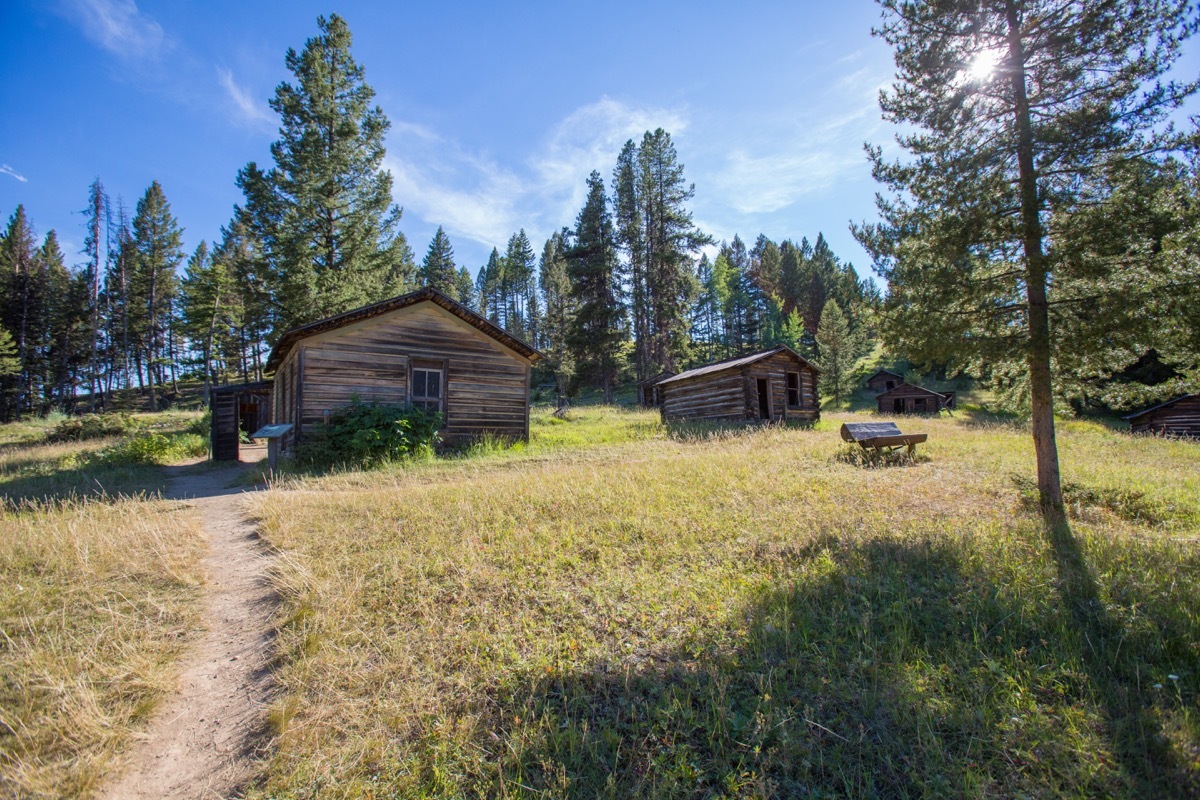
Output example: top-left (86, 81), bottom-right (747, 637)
top-left (102, 462), bottom-right (277, 800)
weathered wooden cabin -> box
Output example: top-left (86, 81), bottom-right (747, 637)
top-left (636, 370), bottom-right (676, 407)
top-left (264, 287), bottom-right (542, 450)
top-left (1124, 394), bottom-right (1200, 439)
top-left (209, 381), bottom-right (273, 461)
top-left (865, 369), bottom-right (903, 393)
top-left (658, 346), bottom-right (820, 423)
top-left (876, 382), bottom-right (951, 414)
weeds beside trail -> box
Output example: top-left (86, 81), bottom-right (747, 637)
top-left (249, 407), bottom-right (1200, 799)
top-left (0, 412), bottom-right (207, 799)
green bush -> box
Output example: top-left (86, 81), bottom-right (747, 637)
top-left (45, 413), bottom-right (137, 443)
top-left (97, 432), bottom-right (208, 466)
top-left (297, 400), bottom-right (442, 469)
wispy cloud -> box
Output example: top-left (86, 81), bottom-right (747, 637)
top-left (0, 164), bottom-right (27, 183)
top-left (532, 97), bottom-right (688, 223)
top-left (217, 68), bottom-right (274, 129)
top-left (59, 0), bottom-right (168, 59)
top-left (387, 97), bottom-right (688, 256)
top-left (710, 68), bottom-right (886, 216)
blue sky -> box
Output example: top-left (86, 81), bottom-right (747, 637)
top-left (1, 1), bottom-right (1197, 281)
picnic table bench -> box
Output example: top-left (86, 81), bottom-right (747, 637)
top-left (840, 422), bottom-right (928, 457)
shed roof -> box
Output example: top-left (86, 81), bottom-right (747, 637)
top-left (265, 287), bottom-right (542, 373)
top-left (1122, 393), bottom-right (1198, 421)
top-left (659, 346), bottom-right (820, 386)
top-left (876, 382), bottom-right (948, 400)
top-left (866, 369), bottom-right (903, 382)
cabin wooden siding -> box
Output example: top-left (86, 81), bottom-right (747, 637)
top-left (659, 351), bottom-right (819, 423)
top-left (876, 383), bottom-right (948, 414)
top-left (1127, 395), bottom-right (1200, 438)
top-left (277, 301), bottom-right (533, 447)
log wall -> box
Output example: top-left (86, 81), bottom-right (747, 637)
top-left (1129, 396), bottom-right (1200, 439)
top-left (280, 302), bottom-right (532, 446)
top-left (876, 384), bottom-right (948, 414)
top-left (660, 355), bottom-right (820, 423)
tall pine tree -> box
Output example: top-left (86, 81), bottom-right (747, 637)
top-left (567, 172), bottom-right (627, 402)
top-left (237, 13), bottom-right (414, 334)
top-left (854, 0), bottom-right (1197, 519)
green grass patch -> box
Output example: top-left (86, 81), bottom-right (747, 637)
top-left (248, 410), bottom-right (1200, 798)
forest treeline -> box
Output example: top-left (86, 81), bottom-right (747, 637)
top-left (2, 9), bottom-right (1196, 425)
top-left (0, 14), bottom-right (874, 420)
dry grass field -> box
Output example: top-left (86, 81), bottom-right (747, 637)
top-left (245, 405), bottom-right (1200, 799)
top-left (0, 414), bottom-right (207, 799)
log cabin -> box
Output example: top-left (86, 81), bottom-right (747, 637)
top-left (865, 369), bottom-right (903, 393)
top-left (658, 346), bottom-right (820, 423)
top-left (876, 382), bottom-right (951, 414)
top-left (1124, 394), bottom-right (1200, 439)
top-left (263, 287), bottom-right (542, 451)
top-left (636, 370), bottom-right (676, 407)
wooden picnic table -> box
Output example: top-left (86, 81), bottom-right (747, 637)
top-left (840, 422), bottom-right (928, 457)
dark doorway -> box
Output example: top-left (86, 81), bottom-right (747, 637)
top-left (756, 378), bottom-right (770, 419)
top-left (893, 398), bottom-right (904, 413)
top-left (914, 397), bottom-right (927, 412)
top-left (886, 380), bottom-right (896, 390)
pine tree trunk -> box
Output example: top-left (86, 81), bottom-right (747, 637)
top-left (1006, 0), bottom-right (1065, 522)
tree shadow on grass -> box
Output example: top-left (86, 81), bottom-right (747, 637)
top-left (469, 534), bottom-right (1196, 798)
top-left (0, 460), bottom-right (168, 509)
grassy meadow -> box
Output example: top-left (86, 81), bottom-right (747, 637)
top-left (246, 405), bottom-right (1200, 798)
top-left (0, 412), bottom-right (208, 799)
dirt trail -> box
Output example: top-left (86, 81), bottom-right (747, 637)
top-left (102, 461), bottom-right (277, 800)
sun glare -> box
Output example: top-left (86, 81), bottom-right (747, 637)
top-left (967, 49), bottom-right (1002, 82)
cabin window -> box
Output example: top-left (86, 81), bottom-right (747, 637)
top-left (411, 367), bottom-right (443, 413)
top-left (786, 372), bottom-right (801, 407)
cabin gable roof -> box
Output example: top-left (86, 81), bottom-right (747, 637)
top-left (265, 286), bottom-right (542, 373)
top-left (866, 369), bottom-right (903, 382)
top-left (659, 345), bottom-right (820, 387)
top-left (876, 382), bottom-right (947, 400)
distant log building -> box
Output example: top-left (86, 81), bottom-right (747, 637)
top-left (658, 346), bottom-right (820, 423)
top-left (260, 287), bottom-right (541, 452)
top-left (865, 369), bottom-right (903, 393)
top-left (876, 382), bottom-right (952, 414)
top-left (636, 370), bottom-right (676, 407)
top-left (1124, 394), bottom-right (1200, 439)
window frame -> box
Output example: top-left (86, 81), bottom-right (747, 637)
top-left (410, 366), bottom-right (444, 413)
top-left (786, 371), bottom-right (801, 408)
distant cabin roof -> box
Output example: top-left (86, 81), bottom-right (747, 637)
top-left (1122, 393), bottom-right (1198, 421)
top-left (265, 287), bottom-right (542, 373)
top-left (866, 369), bottom-right (903, 381)
top-left (659, 346), bottom-right (820, 386)
top-left (876, 382), bottom-right (948, 399)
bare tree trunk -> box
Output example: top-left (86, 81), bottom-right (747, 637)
top-left (1006, 0), bottom-right (1064, 522)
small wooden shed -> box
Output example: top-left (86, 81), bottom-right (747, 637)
top-left (1124, 394), bottom-right (1200, 439)
top-left (636, 370), bottom-right (676, 407)
top-left (209, 381), bottom-right (273, 461)
top-left (658, 346), bottom-right (820, 424)
top-left (865, 369), bottom-right (903, 393)
top-left (264, 287), bottom-right (542, 450)
top-left (876, 382), bottom-right (951, 414)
